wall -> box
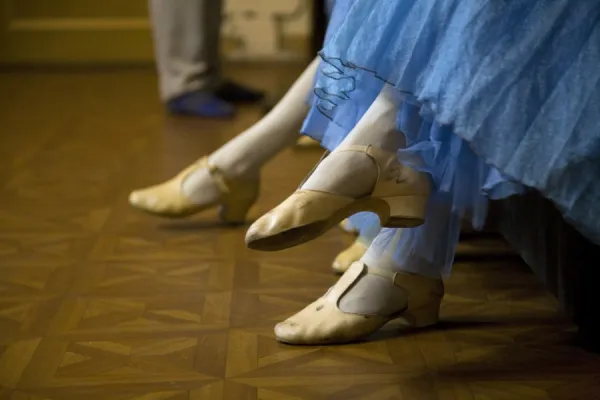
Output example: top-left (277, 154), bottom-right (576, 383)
top-left (0, 0), bottom-right (311, 64)
top-left (223, 0), bottom-right (311, 60)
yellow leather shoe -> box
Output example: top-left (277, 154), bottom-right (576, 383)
top-left (338, 218), bottom-right (359, 235)
top-left (245, 144), bottom-right (431, 251)
top-left (129, 157), bottom-right (259, 224)
top-left (332, 239), bottom-right (368, 274)
top-left (274, 262), bottom-right (444, 345)
top-left (295, 136), bottom-right (321, 148)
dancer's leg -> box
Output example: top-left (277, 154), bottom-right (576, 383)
top-left (207, 57), bottom-right (320, 178)
top-left (247, 85), bottom-right (431, 250)
top-left (274, 199), bottom-right (460, 345)
top-left (300, 86), bottom-right (406, 198)
top-left (129, 57), bottom-right (320, 220)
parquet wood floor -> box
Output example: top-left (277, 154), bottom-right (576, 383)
top-left (0, 64), bottom-right (598, 400)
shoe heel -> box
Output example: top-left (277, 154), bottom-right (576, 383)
top-left (219, 198), bottom-right (255, 225)
top-left (400, 301), bottom-right (441, 328)
top-left (217, 177), bottom-right (259, 225)
top-left (382, 195), bottom-right (427, 228)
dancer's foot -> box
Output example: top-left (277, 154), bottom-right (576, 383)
top-left (295, 136), bottom-right (321, 148)
top-left (129, 157), bottom-right (259, 223)
top-left (246, 145), bottom-right (430, 251)
top-left (274, 261), bottom-right (443, 345)
top-left (332, 239), bottom-right (368, 274)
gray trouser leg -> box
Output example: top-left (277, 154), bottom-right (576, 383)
top-left (149, 0), bottom-right (222, 101)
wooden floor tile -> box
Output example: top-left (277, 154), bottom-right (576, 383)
top-left (0, 64), bottom-right (598, 399)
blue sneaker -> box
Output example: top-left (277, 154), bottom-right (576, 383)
top-left (167, 91), bottom-right (235, 118)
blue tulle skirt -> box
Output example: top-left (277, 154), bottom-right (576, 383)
top-left (302, 0), bottom-right (600, 275)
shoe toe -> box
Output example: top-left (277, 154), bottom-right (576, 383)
top-left (129, 188), bottom-right (166, 213)
top-left (331, 259), bottom-right (348, 274)
top-left (128, 191), bottom-right (140, 205)
top-left (244, 215), bottom-right (269, 242)
top-left (245, 210), bottom-right (290, 242)
top-left (129, 190), bottom-right (148, 208)
top-left (274, 321), bottom-right (301, 343)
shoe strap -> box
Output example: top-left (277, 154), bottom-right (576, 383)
top-left (296, 150), bottom-right (330, 189)
top-left (296, 145), bottom-right (382, 191)
top-left (204, 159), bottom-right (231, 194)
top-left (328, 262), bottom-right (443, 318)
top-left (330, 144), bottom-right (399, 179)
top-left (335, 144), bottom-right (372, 154)
top-left (327, 262), bottom-right (411, 317)
top-left (365, 265), bottom-right (401, 285)
top-left (335, 144), bottom-right (390, 161)
top-left (327, 262), bottom-right (401, 303)
top-left (295, 145), bottom-right (399, 194)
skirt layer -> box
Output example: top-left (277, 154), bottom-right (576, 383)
top-left (302, 0), bottom-right (600, 260)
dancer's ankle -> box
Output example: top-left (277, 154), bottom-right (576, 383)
top-left (207, 156), bottom-right (260, 181)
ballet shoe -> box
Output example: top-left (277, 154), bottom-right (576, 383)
top-left (274, 262), bottom-right (444, 345)
top-left (295, 136), bottom-right (321, 148)
top-left (338, 219), bottom-right (359, 235)
top-left (129, 157), bottom-right (259, 224)
top-left (332, 240), bottom-right (368, 274)
top-left (245, 144), bottom-right (430, 251)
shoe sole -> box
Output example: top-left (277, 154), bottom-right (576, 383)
top-left (130, 203), bottom-right (247, 226)
top-left (246, 196), bottom-right (425, 251)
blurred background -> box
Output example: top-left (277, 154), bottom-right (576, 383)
top-left (0, 0), bottom-right (314, 64)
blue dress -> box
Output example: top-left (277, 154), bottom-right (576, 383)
top-left (302, 0), bottom-right (600, 275)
